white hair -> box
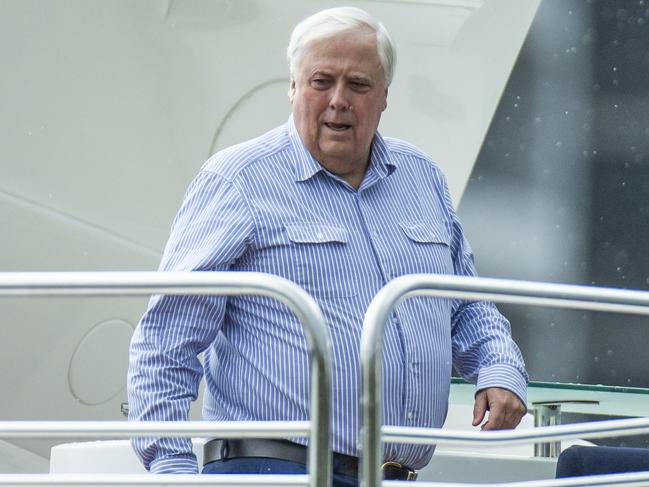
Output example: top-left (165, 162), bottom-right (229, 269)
top-left (286, 6), bottom-right (396, 87)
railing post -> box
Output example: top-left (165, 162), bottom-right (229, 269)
top-left (359, 273), bottom-right (649, 487)
top-left (0, 271), bottom-right (332, 487)
top-left (533, 403), bottom-right (562, 457)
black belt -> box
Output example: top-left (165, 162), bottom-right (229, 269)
top-left (204, 438), bottom-right (417, 481)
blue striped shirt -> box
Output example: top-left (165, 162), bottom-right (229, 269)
top-left (127, 116), bottom-right (528, 474)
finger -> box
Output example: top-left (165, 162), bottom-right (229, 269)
top-left (481, 403), bottom-right (504, 430)
top-left (490, 398), bottom-right (526, 430)
top-left (506, 400), bottom-right (527, 428)
top-left (498, 397), bottom-right (524, 429)
top-left (472, 391), bottom-right (488, 427)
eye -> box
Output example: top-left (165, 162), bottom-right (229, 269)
top-left (311, 78), bottom-right (331, 89)
top-left (350, 80), bottom-right (371, 92)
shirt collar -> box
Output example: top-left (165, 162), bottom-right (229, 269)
top-left (287, 115), bottom-right (396, 184)
top-left (288, 115), bottom-right (326, 182)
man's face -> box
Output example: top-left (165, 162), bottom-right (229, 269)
top-left (290, 29), bottom-right (388, 188)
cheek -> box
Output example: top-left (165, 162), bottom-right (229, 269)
top-left (359, 110), bottom-right (379, 128)
top-left (293, 99), bottom-right (311, 124)
top-left (301, 107), bottom-right (319, 131)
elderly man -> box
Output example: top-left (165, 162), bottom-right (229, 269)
top-left (127, 6), bottom-right (528, 485)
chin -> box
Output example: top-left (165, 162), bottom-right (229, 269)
top-left (320, 139), bottom-right (353, 153)
top-left (320, 149), bottom-right (355, 163)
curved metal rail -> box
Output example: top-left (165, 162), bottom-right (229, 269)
top-left (0, 474), bottom-right (307, 486)
top-left (0, 271), bottom-right (332, 487)
top-left (0, 421), bottom-right (311, 438)
top-left (360, 274), bottom-right (649, 487)
top-left (387, 471), bottom-right (649, 487)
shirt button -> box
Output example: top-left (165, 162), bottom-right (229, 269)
top-left (372, 230), bottom-right (379, 238)
top-left (407, 411), bottom-right (414, 421)
top-left (316, 232), bottom-right (324, 240)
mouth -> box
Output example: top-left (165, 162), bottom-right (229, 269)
top-left (324, 122), bottom-right (352, 132)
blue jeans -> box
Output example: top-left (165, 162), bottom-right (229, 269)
top-left (202, 457), bottom-right (358, 487)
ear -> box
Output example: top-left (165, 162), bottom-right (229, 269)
top-left (289, 79), bottom-right (296, 103)
top-left (381, 87), bottom-right (388, 111)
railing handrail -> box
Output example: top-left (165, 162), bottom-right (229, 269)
top-left (395, 471), bottom-right (649, 487)
top-left (360, 274), bottom-right (649, 487)
top-left (382, 416), bottom-right (649, 446)
top-left (0, 474), bottom-right (309, 486)
top-left (0, 271), bottom-right (332, 487)
top-left (4, 472), bottom-right (649, 487)
top-left (0, 420), bottom-right (310, 438)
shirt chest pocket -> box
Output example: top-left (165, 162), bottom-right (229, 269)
top-left (285, 223), bottom-right (358, 299)
top-left (394, 221), bottom-right (454, 276)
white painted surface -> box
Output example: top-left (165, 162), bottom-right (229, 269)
top-left (0, 440), bottom-right (48, 474)
top-left (50, 439), bottom-right (205, 474)
top-left (0, 0), bottom-right (540, 468)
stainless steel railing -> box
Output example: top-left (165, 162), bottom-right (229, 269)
top-left (3, 272), bottom-right (649, 486)
top-left (390, 472), bottom-right (649, 487)
top-left (0, 271), bottom-right (332, 487)
top-left (0, 474), bottom-right (308, 486)
top-left (360, 274), bottom-right (649, 487)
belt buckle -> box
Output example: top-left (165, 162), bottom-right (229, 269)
top-left (381, 461), bottom-right (418, 481)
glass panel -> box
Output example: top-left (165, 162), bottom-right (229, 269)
top-left (459, 0), bottom-right (649, 389)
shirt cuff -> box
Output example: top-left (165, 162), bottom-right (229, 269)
top-left (475, 363), bottom-right (528, 406)
top-left (150, 455), bottom-right (199, 474)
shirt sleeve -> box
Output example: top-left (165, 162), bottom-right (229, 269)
top-left (440, 176), bottom-right (529, 405)
top-left (127, 171), bottom-right (255, 474)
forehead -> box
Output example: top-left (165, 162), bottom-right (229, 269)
top-left (298, 29), bottom-right (383, 78)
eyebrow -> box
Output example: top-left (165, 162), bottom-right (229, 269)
top-left (309, 70), bottom-right (373, 83)
top-left (348, 75), bottom-right (372, 84)
top-left (310, 70), bottom-right (333, 78)
top-left (309, 69), bottom-right (374, 85)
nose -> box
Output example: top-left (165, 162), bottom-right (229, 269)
top-left (329, 83), bottom-right (351, 111)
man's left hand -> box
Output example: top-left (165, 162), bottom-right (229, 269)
top-left (472, 387), bottom-right (527, 430)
